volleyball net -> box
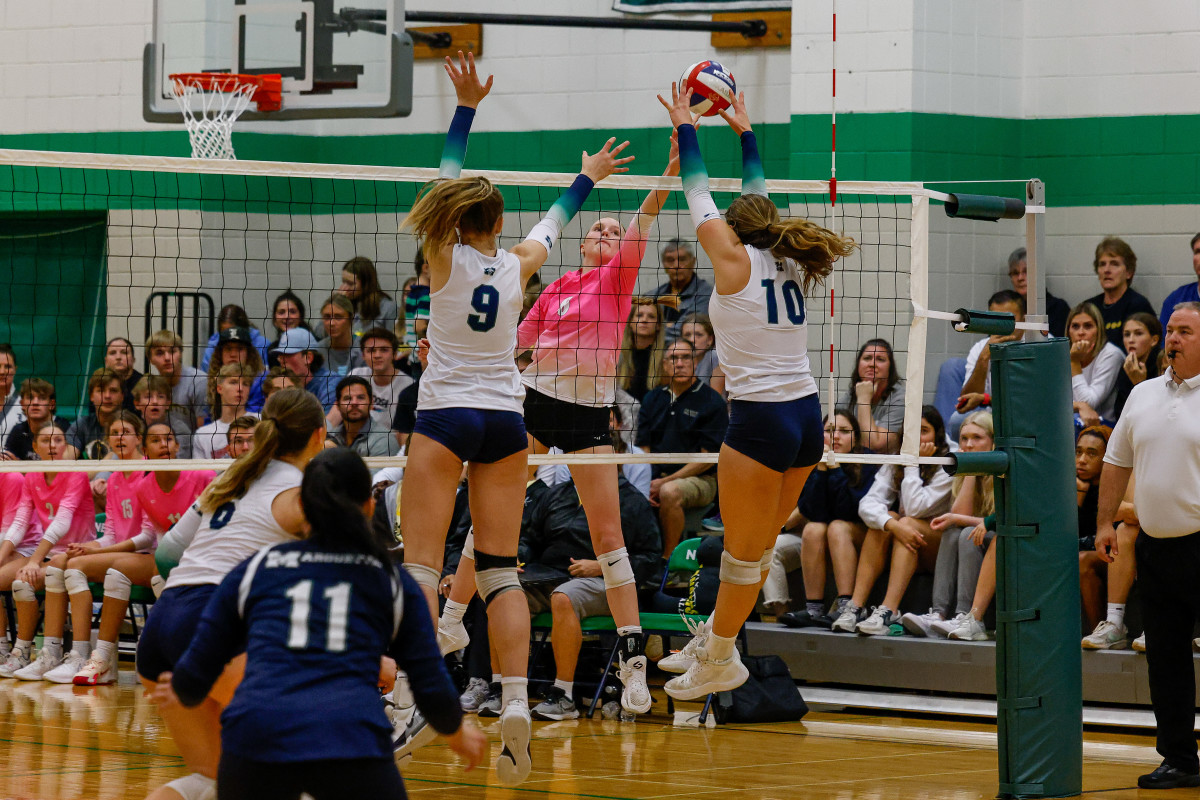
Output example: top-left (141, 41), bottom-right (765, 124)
top-left (0, 148), bottom-right (936, 473)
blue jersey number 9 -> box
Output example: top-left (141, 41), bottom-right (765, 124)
top-left (468, 285), bottom-right (500, 332)
top-left (761, 279), bottom-right (806, 325)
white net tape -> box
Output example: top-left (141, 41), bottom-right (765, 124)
top-left (170, 78), bottom-right (258, 160)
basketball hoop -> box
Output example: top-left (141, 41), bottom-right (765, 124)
top-left (169, 73), bottom-right (283, 160)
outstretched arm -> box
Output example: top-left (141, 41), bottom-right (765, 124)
top-left (610, 131), bottom-right (682, 294)
top-left (438, 51), bottom-right (493, 179)
top-left (718, 92), bottom-right (765, 197)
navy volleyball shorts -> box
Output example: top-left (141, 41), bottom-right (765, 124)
top-left (413, 407), bottom-right (528, 463)
top-left (136, 583), bottom-right (217, 681)
top-left (724, 393), bottom-right (824, 473)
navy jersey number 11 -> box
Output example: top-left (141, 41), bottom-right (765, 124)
top-left (284, 580), bottom-right (353, 652)
top-left (761, 279), bottom-right (806, 325)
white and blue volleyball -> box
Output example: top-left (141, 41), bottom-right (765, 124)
top-left (678, 60), bottom-right (736, 117)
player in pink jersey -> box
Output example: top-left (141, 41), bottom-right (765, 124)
top-left (435, 126), bottom-right (680, 718)
top-left (73, 420), bottom-right (216, 686)
top-left (0, 421), bottom-right (96, 679)
top-left (0, 471), bottom-right (37, 660)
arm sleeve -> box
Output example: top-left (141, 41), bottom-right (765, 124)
top-left (739, 131), bottom-right (767, 197)
top-left (155, 503), bottom-right (204, 577)
top-left (129, 512), bottom-right (158, 553)
top-left (857, 466), bottom-right (897, 530)
top-left (676, 124), bottom-right (722, 230)
top-left (40, 482), bottom-right (86, 546)
top-left (3, 497), bottom-right (31, 545)
top-left (899, 466), bottom-right (954, 520)
top-left (171, 563), bottom-right (249, 705)
top-left (438, 105), bottom-right (476, 179)
top-left (390, 570), bottom-right (463, 736)
top-left (524, 175), bottom-right (595, 254)
top-left (1072, 347), bottom-right (1122, 408)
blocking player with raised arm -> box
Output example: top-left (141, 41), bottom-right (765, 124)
top-left (432, 51), bottom-right (679, 716)
top-left (398, 50), bottom-right (633, 787)
top-left (657, 87), bottom-right (856, 698)
top-left (149, 448), bottom-right (485, 800)
top-left (134, 388), bottom-right (326, 800)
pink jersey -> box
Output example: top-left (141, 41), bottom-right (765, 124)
top-left (26, 471), bottom-right (96, 552)
top-left (100, 469), bottom-right (149, 547)
top-left (518, 230), bottom-right (649, 407)
top-left (0, 472), bottom-right (39, 552)
top-left (138, 470), bottom-right (216, 535)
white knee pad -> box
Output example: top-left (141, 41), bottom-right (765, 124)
top-left (598, 547), bottom-right (635, 590)
top-left (63, 568), bottom-right (90, 596)
top-left (720, 550), bottom-right (764, 586)
top-left (758, 547), bottom-right (775, 572)
top-left (462, 529), bottom-right (475, 561)
top-left (164, 772), bottom-right (216, 800)
top-left (11, 580), bottom-right (36, 603)
top-left (402, 562), bottom-right (442, 593)
top-left (103, 569), bottom-right (132, 602)
top-left (473, 551), bottom-right (522, 605)
top-left (44, 566), bottom-right (65, 594)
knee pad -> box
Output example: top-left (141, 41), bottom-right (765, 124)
top-left (758, 547), bottom-right (775, 572)
top-left (63, 568), bottom-right (90, 596)
top-left (473, 550), bottom-right (522, 605)
top-left (103, 569), bottom-right (132, 602)
top-left (720, 550), bottom-right (764, 586)
top-left (11, 580), bottom-right (36, 603)
top-left (44, 566), bottom-right (65, 594)
top-left (462, 529), bottom-right (475, 561)
top-left (597, 547), bottom-right (635, 590)
top-left (164, 772), bottom-right (216, 800)
top-left (402, 562), bottom-right (442, 593)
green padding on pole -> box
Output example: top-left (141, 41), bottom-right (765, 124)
top-left (990, 338), bottom-right (1081, 799)
top-left (954, 308), bottom-right (1017, 336)
top-left (945, 450), bottom-right (1009, 476)
top-left (945, 193), bottom-right (1026, 221)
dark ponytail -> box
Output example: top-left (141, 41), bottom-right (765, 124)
top-left (300, 448), bottom-right (391, 566)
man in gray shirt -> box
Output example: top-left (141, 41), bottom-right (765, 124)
top-left (146, 329), bottom-right (208, 427)
top-left (327, 376), bottom-right (399, 459)
top-left (651, 239), bottom-right (711, 342)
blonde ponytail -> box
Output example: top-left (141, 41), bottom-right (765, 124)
top-left (404, 176), bottom-right (505, 251)
top-left (725, 193), bottom-right (857, 293)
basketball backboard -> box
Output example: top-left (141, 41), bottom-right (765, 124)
top-left (144, 0), bottom-right (413, 121)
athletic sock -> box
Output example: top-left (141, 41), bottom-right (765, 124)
top-left (442, 599), bottom-right (468, 624)
top-left (1106, 603), bottom-right (1126, 627)
top-left (806, 601), bottom-right (825, 617)
top-left (617, 626), bottom-right (643, 659)
top-left (15, 638), bottom-right (33, 652)
top-left (500, 676), bottom-right (528, 707)
top-left (94, 639), bottom-right (115, 662)
top-left (553, 678), bottom-right (573, 697)
top-left (705, 631), bottom-right (736, 662)
top-left (71, 640), bottom-right (90, 659)
top-left (491, 672), bottom-right (502, 684)
top-left (43, 636), bottom-right (63, 655)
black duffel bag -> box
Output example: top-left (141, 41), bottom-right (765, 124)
top-left (713, 654), bottom-right (808, 724)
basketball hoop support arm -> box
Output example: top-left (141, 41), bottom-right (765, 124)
top-left (368, 10), bottom-right (768, 38)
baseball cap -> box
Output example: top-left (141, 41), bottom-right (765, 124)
top-left (218, 326), bottom-right (252, 345)
top-left (274, 328), bottom-right (320, 354)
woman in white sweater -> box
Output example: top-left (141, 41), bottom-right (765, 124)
top-left (1067, 301), bottom-right (1125, 427)
top-left (831, 405), bottom-right (954, 635)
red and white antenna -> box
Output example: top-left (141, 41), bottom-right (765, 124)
top-left (827, 0), bottom-right (840, 429)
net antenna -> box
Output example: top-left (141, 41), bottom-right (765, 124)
top-left (169, 73), bottom-right (282, 160)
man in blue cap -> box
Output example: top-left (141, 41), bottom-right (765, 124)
top-left (272, 328), bottom-right (338, 411)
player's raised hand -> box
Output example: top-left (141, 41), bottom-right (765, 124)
top-left (444, 50), bottom-right (493, 108)
top-left (718, 91), bottom-right (752, 135)
top-left (581, 138), bottom-right (634, 182)
top-left (658, 82), bottom-right (696, 129)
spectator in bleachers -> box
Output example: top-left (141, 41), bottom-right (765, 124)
top-left (1085, 236), bottom-right (1155, 348)
top-left (318, 294), bottom-right (365, 377)
top-left (193, 364), bottom-right (257, 459)
top-left (1068, 302), bottom-right (1125, 428)
top-left (616, 299), bottom-right (666, 402)
top-left (832, 405), bottom-right (953, 635)
top-left (521, 477), bottom-right (661, 721)
top-left (0, 344), bottom-right (24, 445)
top-left (636, 339), bottom-right (728, 558)
top-left (67, 367), bottom-right (124, 458)
top-left (266, 290), bottom-right (310, 368)
top-left (401, 248), bottom-right (431, 358)
top-left (1114, 312), bottom-right (1163, 420)
top-left (338, 256), bottom-right (400, 340)
top-left (226, 415), bottom-right (259, 459)
top-left (771, 410), bottom-right (878, 628)
top-left (902, 411), bottom-right (996, 638)
top-left (103, 337), bottom-right (142, 412)
top-left (340, 327), bottom-right (412, 432)
top-left (651, 239), bottom-right (711, 342)
top-left (4, 379), bottom-right (69, 461)
top-left (0, 421), bottom-right (96, 679)
top-left (842, 338), bottom-right (904, 454)
top-left (199, 304), bottom-right (271, 371)
top-left (327, 376), bottom-right (399, 458)
top-left (207, 326), bottom-right (265, 376)
top-left (949, 290), bottom-right (1025, 439)
top-left (147, 329), bottom-right (208, 427)
top-left (680, 312), bottom-right (721, 391)
top-left (1160, 234), bottom-right (1200, 332)
top-left (271, 328), bottom-right (338, 411)
top-left (132, 375), bottom-right (194, 459)
top-left (1006, 247), bottom-right (1069, 338)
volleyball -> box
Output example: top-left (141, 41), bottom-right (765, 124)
top-left (678, 60), bottom-right (736, 116)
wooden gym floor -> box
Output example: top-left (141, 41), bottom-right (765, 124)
top-left (0, 670), bottom-right (1185, 799)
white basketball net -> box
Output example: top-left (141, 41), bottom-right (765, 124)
top-left (170, 77), bottom-right (258, 160)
